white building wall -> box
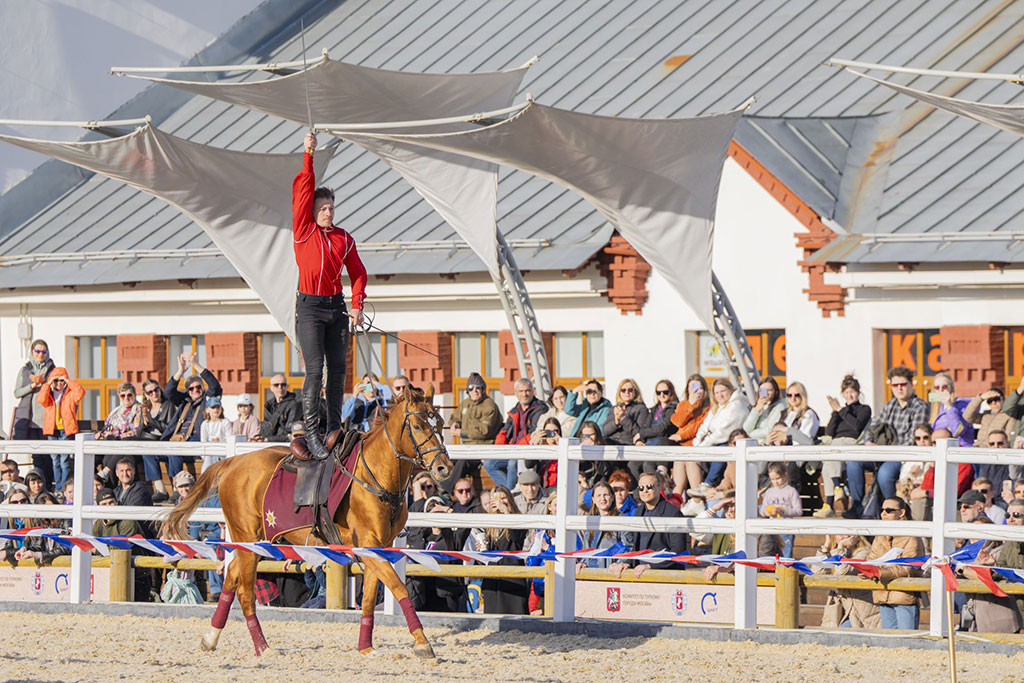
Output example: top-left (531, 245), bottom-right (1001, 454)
top-left (1, 157), bottom-right (1022, 428)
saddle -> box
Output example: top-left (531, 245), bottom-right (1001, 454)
top-left (280, 429), bottom-right (362, 545)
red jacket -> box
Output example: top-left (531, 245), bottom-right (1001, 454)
top-left (495, 397), bottom-right (547, 446)
top-left (292, 153), bottom-right (368, 305)
top-left (921, 462), bottom-right (974, 498)
top-left (35, 367), bottom-right (85, 436)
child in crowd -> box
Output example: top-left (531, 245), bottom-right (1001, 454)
top-left (759, 462), bottom-right (802, 557)
top-left (231, 393), bottom-right (261, 441)
top-left (200, 397), bottom-right (231, 472)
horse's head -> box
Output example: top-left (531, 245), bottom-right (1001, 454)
top-left (391, 383), bottom-right (452, 482)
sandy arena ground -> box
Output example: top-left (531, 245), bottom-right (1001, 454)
top-left (2, 611), bottom-right (1022, 681)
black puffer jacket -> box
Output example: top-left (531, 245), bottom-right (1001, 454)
top-left (602, 400), bottom-right (652, 446)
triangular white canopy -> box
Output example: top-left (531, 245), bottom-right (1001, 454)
top-left (130, 59), bottom-right (531, 277)
top-left (338, 101), bottom-right (749, 328)
top-left (835, 61), bottom-right (1024, 139)
top-left (0, 125), bottom-right (330, 341)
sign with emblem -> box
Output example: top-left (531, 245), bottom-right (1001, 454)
top-left (576, 581), bottom-right (775, 624)
top-left (0, 567), bottom-right (110, 601)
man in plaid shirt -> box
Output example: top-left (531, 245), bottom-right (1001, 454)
top-left (845, 366), bottom-right (928, 519)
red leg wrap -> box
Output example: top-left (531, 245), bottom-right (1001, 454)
top-left (358, 614), bottom-right (374, 651)
top-left (399, 597), bottom-right (423, 634)
top-left (246, 614), bottom-right (268, 656)
top-left (211, 590), bottom-right (235, 629)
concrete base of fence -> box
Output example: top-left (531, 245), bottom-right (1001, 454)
top-left (0, 600), bottom-right (1021, 656)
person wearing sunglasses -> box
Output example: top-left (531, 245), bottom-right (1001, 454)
top-left (608, 472), bottom-right (685, 579)
top-left (161, 352), bottom-right (222, 484)
top-left (35, 367), bottom-right (85, 493)
top-left (964, 386), bottom-right (1013, 448)
top-left (448, 372), bottom-right (502, 491)
top-left (13, 338), bottom-right (56, 484)
top-left (632, 379), bottom-right (679, 450)
top-left (928, 371), bottom-right (974, 448)
top-left (995, 498), bottom-right (1024, 620)
top-left (602, 379), bottom-right (650, 451)
top-left (868, 497), bottom-right (925, 630)
top-left (98, 382), bottom-right (142, 441)
top-left (256, 374), bottom-right (302, 443)
top-left (968, 476), bottom-right (1007, 524)
top-left (565, 379), bottom-right (612, 439)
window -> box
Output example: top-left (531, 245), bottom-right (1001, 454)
top-left (74, 336), bottom-right (119, 421)
top-left (695, 329), bottom-right (786, 388)
top-left (352, 332), bottom-right (403, 384)
top-left (552, 332), bottom-right (604, 389)
top-left (881, 329), bottom-right (941, 400)
top-left (257, 333), bottom-right (304, 418)
top-left (452, 332), bottom-right (502, 403)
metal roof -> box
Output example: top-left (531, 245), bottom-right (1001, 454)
top-left (3, 0), bottom-right (1024, 285)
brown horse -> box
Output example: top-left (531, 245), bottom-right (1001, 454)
top-left (163, 385), bottom-right (452, 657)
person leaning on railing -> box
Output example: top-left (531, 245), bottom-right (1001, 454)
top-left (814, 534), bottom-right (880, 629)
top-left (12, 491), bottom-right (69, 566)
top-left (956, 516), bottom-right (1022, 633)
top-left (868, 497), bottom-right (925, 630)
top-left (608, 471), bottom-right (685, 579)
top-left (995, 499), bottom-right (1024, 619)
top-left (477, 485), bottom-right (528, 615)
top-left (575, 481), bottom-right (635, 574)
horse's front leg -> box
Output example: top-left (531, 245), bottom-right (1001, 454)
top-left (358, 564), bottom-right (380, 655)
top-left (362, 556), bottom-right (435, 658)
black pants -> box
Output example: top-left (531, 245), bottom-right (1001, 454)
top-left (295, 292), bottom-right (350, 434)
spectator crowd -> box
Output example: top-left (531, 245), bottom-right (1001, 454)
top-left (3, 339), bottom-right (1022, 632)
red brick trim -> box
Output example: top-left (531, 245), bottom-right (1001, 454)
top-left (206, 332), bottom-right (259, 393)
top-left (728, 141), bottom-right (847, 317)
top-left (596, 236), bottom-right (652, 314)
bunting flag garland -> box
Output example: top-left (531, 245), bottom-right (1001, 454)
top-left (1, 529), bottom-right (1021, 597)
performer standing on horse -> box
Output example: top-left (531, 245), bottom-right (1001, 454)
top-left (293, 132), bottom-right (367, 460)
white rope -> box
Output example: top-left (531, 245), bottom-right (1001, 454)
top-left (111, 52), bottom-right (328, 75)
top-left (0, 116), bottom-right (151, 129)
top-left (316, 99), bottom-right (532, 132)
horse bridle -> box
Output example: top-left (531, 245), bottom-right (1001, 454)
top-left (340, 397), bottom-right (448, 522)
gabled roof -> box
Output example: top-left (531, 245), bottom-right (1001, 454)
top-left (2, 0), bottom-right (1024, 290)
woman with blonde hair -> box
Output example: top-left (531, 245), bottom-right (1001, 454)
top-left (689, 378), bottom-right (750, 499)
top-left (929, 371), bottom-right (974, 447)
top-left (478, 485), bottom-right (528, 614)
top-left (769, 381), bottom-right (819, 445)
top-left (603, 378), bottom-right (650, 447)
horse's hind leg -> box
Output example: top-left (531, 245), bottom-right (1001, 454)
top-left (364, 557), bottom-right (434, 659)
top-left (201, 555), bottom-right (239, 652)
top-left (358, 565), bottom-right (380, 655)
top-left (234, 551), bottom-right (271, 656)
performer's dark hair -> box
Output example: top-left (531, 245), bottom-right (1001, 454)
top-left (314, 187), bottom-right (335, 202)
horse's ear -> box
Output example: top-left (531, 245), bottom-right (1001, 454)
top-left (424, 382), bottom-right (435, 404)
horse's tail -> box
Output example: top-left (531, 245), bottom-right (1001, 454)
top-left (161, 457), bottom-right (232, 540)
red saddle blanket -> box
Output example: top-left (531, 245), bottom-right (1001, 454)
top-left (261, 443), bottom-right (361, 543)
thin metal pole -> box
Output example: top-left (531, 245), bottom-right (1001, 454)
top-left (316, 100), bottom-right (531, 132)
top-left (111, 55), bottom-right (328, 75)
top-left (300, 17), bottom-right (313, 133)
top-left (946, 588), bottom-right (958, 683)
top-left (0, 116), bottom-right (150, 129)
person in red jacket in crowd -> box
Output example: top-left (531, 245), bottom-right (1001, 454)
top-left (35, 367), bottom-right (85, 492)
top-left (486, 378), bottom-right (546, 490)
top-left (293, 132), bottom-right (368, 460)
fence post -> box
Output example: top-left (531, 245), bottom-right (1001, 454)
top-left (929, 438), bottom-right (956, 637)
top-left (109, 548), bottom-right (131, 602)
top-left (543, 559), bottom-right (556, 617)
top-left (734, 439), bottom-right (758, 629)
top-left (325, 560), bottom-right (348, 610)
top-left (774, 564), bottom-right (799, 629)
top-left (552, 436), bottom-right (578, 622)
top-left (226, 433), bottom-right (238, 460)
top-left (383, 536), bottom-right (406, 615)
top-left (69, 432), bottom-right (95, 604)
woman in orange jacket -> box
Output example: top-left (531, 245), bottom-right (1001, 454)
top-left (668, 374), bottom-right (711, 497)
top-left (36, 367), bottom-right (85, 491)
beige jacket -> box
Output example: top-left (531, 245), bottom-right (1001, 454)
top-left (868, 534), bottom-right (925, 606)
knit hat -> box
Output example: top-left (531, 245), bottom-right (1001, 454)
top-left (466, 372), bottom-right (487, 392)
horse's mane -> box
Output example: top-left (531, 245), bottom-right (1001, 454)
top-left (362, 386), bottom-right (428, 439)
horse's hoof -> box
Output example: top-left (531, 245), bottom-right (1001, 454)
top-left (200, 636), bottom-right (217, 652)
top-left (261, 648), bottom-right (279, 659)
top-left (414, 643), bottom-right (436, 659)
top-left (359, 647), bottom-right (376, 656)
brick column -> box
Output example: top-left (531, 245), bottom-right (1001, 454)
top-left (397, 332), bottom-right (452, 394)
top-left (597, 235), bottom-right (652, 314)
top-left (940, 325), bottom-right (1003, 395)
top-left (205, 332), bottom-right (258, 394)
top-left (116, 335), bottom-right (168, 387)
top-left (498, 330), bottom-right (554, 395)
